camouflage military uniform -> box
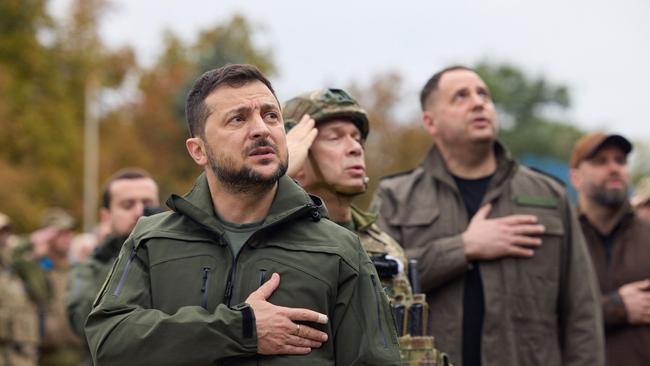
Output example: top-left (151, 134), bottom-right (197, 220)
top-left (12, 243), bottom-right (83, 366)
top-left (352, 206), bottom-right (449, 366)
top-left (11, 209), bottom-right (83, 366)
top-left (284, 88), bottom-right (451, 366)
top-left (0, 246), bottom-right (39, 366)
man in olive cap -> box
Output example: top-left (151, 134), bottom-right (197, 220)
top-left (284, 88), bottom-right (449, 365)
top-left (570, 132), bottom-right (650, 366)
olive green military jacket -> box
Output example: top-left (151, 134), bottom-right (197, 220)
top-left (372, 143), bottom-right (604, 366)
top-left (66, 235), bottom-right (124, 338)
top-left (86, 174), bottom-right (399, 366)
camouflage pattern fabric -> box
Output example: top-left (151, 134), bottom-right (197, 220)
top-left (283, 88), bottom-right (369, 140)
top-left (352, 206), bottom-right (451, 366)
top-left (0, 249), bottom-right (39, 366)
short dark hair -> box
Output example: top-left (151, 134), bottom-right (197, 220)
top-left (419, 65), bottom-right (474, 111)
top-left (185, 64), bottom-right (277, 137)
top-left (101, 168), bottom-right (153, 209)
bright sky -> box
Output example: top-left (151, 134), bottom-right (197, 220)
top-left (51, 0), bottom-right (650, 141)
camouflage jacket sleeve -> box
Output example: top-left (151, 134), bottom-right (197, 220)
top-left (65, 261), bottom-right (99, 337)
top-left (332, 248), bottom-right (401, 365)
top-left (558, 202), bottom-right (605, 365)
top-left (85, 238), bottom-right (257, 366)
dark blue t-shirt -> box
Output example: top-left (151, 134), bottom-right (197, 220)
top-left (453, 174), bottom-right (493, 366)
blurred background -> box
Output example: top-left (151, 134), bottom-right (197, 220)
top-left (2, 0), bottom-right (649, 232)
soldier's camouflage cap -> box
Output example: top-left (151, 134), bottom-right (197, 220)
top-left (41, 208), bottom-right (76, 230)
top-left (283, 88), bottom-right (369, 140)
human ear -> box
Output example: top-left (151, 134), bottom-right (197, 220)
top-left (185, 137), bottom-right (208, 166)
top-left (422, 111), bottom-right (437, 137)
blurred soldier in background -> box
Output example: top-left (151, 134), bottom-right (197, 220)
top-left (630, 176), bottom-right (650, 222)
top-left (0, 212), bottom-right (39, 366)
top-left (12, 208), bottom-right (83, 366)
top-left (372, 66), bottom-right (604, 366)
top-left (284, 88), bottom-right (449, 365)
top-left (66, 168), bottom-right (159, 363)
top-left (569, 133), bottom-right (650, 366)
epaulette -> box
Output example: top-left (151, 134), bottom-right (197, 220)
top-left (526, 166), bottom-right (566, 187)
top-left (379, 168), bottom-right (416, 181)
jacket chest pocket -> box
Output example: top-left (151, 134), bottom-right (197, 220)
top-left (501, 213), bottom-right (564, 319)
top-left (241, 257), bottom-right (334, 315)
top-left (149, 253), bottom-right (224, 314)
top-left (389, 205), bottom-right (458, 250)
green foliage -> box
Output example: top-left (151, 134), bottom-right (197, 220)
top-left (0, 0), bottom-right (136, 231)
top-left (475, 61), bottom-right (583, 160)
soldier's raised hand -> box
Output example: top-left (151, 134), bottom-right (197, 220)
top-left (286, 114), bottom-right (318, 177)
top-left (245, 272), bottom-right (329, 355)
top-left (462, 203), bottom-right (545, 260)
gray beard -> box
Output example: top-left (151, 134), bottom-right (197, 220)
top-left (205, 141), bottom-right (287, 195)
top-left (591, 187), bottom-right (627, 209)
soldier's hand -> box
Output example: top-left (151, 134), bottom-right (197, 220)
top-left (286, 114), bottom-right (318, 177)
top-left (619, 279), bottom-right (650, 324)
top-left (463, 204), bottom-right (545, 260)
top-left (30, 226), bottom-right (59, 257)
top-left (245, 272), bottom-right (329, 355)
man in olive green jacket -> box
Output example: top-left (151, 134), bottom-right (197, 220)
top-left (372, 66), bottom-right (604, 366)
top-left (86, 64), bottom-right (399, 366)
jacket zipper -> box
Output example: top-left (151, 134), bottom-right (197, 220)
top-left (201, 267), bottom-right (211, 309)
top-left (258, 269), bottom-right (267, 286)
top-left (223, 205), bottom-right (318, 306)
top-left (113, 247), bottom-right (138, 296)
top-left (370, 274), bottom-right (388, 348)
top-left (224, 246), bottom-right (238, 306)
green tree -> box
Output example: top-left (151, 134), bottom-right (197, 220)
top-left (475, 62), bottom-right (583, 160)
top-left (0, 0), bottom-right (136, 231)
top-left (99, 14), bottom-right (276, 203)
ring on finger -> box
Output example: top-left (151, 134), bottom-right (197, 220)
top-left (296, 324), bottom-right (301, 335)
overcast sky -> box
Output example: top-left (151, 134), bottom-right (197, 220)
top-left (51, 0), bottom-right (650, 140)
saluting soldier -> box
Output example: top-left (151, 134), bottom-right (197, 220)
top-left (283, 88), bottom-right (449, 365)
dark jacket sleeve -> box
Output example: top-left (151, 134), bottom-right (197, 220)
top-left (558, 203), bottom-right (605, 366)
top-left (332, 247), bottom-right (400, 365)
top-left (85, 238), bottom-right (257, 366)
top-left (372, 184), bottom-right (469, 293)
top-left (65, 262), bottom-right (98, 337)
top-left (602, 291), bottom-right (629, 327)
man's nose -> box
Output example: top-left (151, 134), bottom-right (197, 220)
top-left (606, 159), bottom-right (625, 172)
top-left (249, 114), bottom-right (271, 139)
top-left (346, 136), bottom-right (363, 156)
top-left (471, 92), bottom-right (486, 109)
top-left (134, 202), bottom-right (146, 218)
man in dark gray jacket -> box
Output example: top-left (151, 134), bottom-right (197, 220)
top-left (372, 65), bottom-right (604, 366)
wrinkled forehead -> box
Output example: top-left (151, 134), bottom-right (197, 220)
top-left (205, 81), bottom-right (280, 115)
